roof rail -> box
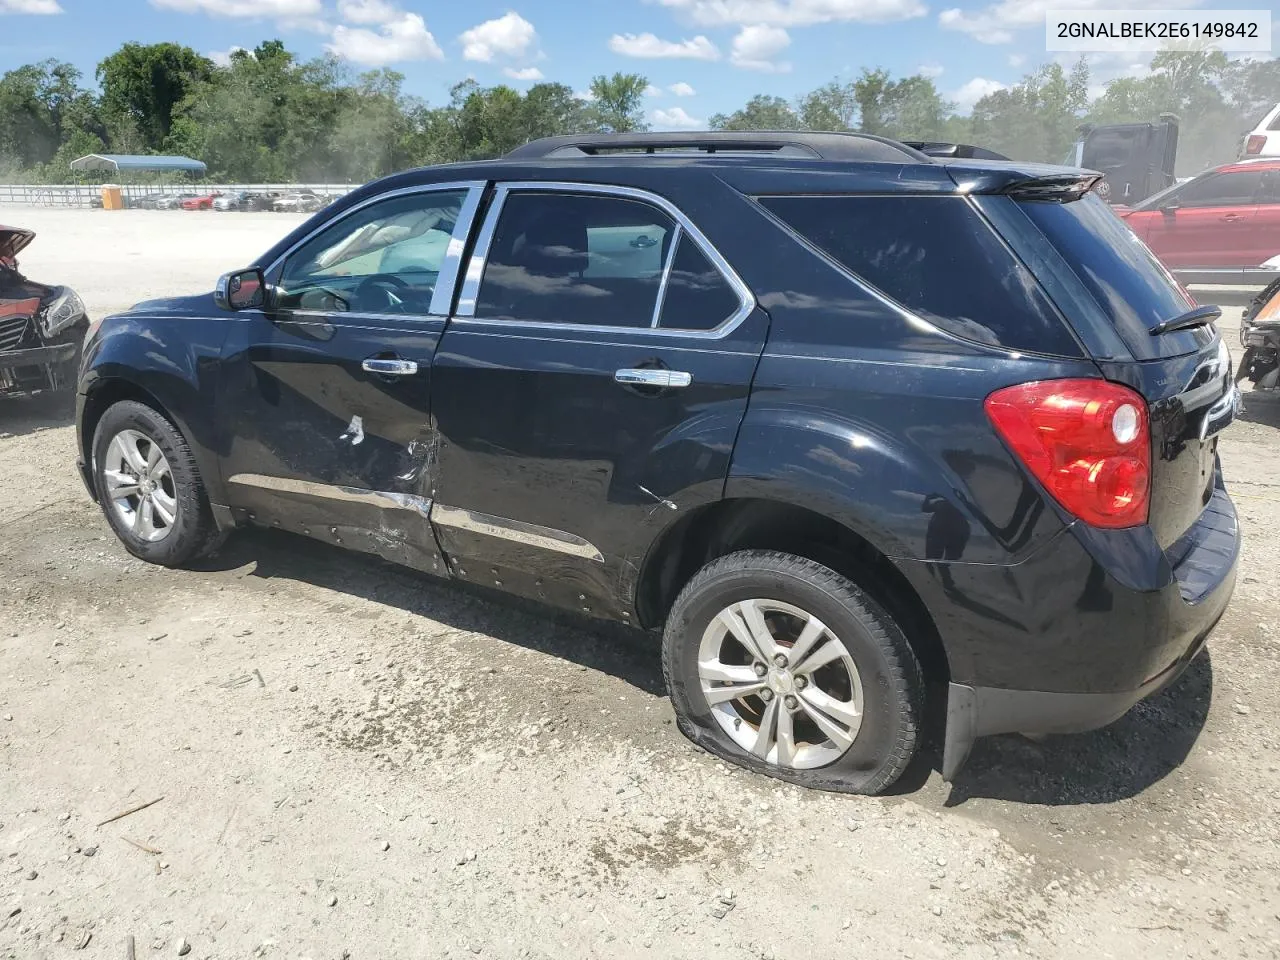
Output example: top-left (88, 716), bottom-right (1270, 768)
top-left (504, 131), bottom-right (931, 164)
top-left (902, 141), bottom-right (1012, 162)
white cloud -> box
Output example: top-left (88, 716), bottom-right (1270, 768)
top-left (644, 84), bottom-right (664, 96)
top-left (918, 62), bottom-right (944, 78)
top-left (952, 76), bottom-right (1007, 109)
top-left (327, 12), bottom-right (444, 65)
top-left (940, 0), bottom-right (1201, 44)
top-left (280, 15), bottom-right (332, 32)
top-left (669, 81), bottom-right (696, 96)
top-left (336, 0), bottom-right (398, 23)
top-left (208, 45), bottom-right (247, 66)
top-left (730, 24), bottom-right (791, 72)
top-left (459, 12), bottom-right (538, 62)
top-left (0, 0), bottom-right (63, 13)
top-left (150, 0), bottom-right (321, 15)
top-left (657, 0), bottom-right (926, 26)
top-left (652, 106), bottom-right (703, 129)
top-left (609, 32), bottom-right (721, 60)
top-left (1008, 52), bottom-right (1026, 67)
top-left (573, 89), bottom-right (597, 101)
top-left (504, 66), bottom-right (545, 80)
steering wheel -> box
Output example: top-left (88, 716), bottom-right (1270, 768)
top-left (353, 273), bottom-right (414, 313)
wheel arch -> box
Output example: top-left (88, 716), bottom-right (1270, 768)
top-left (634, 497), bottom-right (950, 687)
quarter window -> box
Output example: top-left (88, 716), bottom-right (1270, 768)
top-left (761, 194), bottom-right (1079, 356)
top-left (277, 189), bottom-right (468, 315)
top-left (474, 191), bottom-right (743, 331)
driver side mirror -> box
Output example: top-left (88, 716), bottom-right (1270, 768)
top-left (1159, 202), bottom-right (1180, 215)
top-left (215, 268), bottom-right (265, 311)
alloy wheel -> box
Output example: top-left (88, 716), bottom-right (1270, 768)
top-left (697, 598), bottom-right (864, 770)
top-left (102, 428), bottom-right (178, 543)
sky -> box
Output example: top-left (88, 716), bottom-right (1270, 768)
top-left (0, 0), bottom-right (1272, 129)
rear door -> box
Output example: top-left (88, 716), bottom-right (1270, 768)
top-left (428, 183), bottom-right (767, 618)
top-left (1248, 169), bottom-right (1280, 264)
top-left (1142, 169), bottom-right (1264, 267)
top-left (217, 182), bottom-right (484, 572)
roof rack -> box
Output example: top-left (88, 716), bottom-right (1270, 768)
top-left (504, 132), bottom-right (930, 164)
top-left (902, 141), bottom-right (1012, 161)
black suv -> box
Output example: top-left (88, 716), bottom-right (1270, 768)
top-left (75, 133), bottom-right (1240, 794)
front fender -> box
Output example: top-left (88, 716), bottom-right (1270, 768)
top-left (80, 312), bottom-right (231, 504)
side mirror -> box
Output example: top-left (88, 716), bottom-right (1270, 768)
top-left (214, 268), bottom-right (265, 310)
top-left (1159, 202), bottom-right (1180, 214)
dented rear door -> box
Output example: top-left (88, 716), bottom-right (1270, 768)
top-left (216, 183), bottom-right (485, 573)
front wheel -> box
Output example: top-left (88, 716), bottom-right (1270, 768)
top-left (662, 550), bottom-right (924, 794)
top-left (91, 400), bottom-right (223, 567)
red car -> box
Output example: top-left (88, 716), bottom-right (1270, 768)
top-left (1118, 158), bottom-right (1280, 271)
top-left (181, 193), bottom-right (220, 211)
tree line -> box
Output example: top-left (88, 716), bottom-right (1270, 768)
top-left (1, 39), bottom-right (1277, 184)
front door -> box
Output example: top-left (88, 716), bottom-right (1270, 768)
top-left (218, 182), bottom-right (484, 572)
top-left (429, 184), bottom-right (768, 617)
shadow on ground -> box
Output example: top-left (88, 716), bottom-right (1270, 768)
top-left (197, 527), bottom-right (667, 698)
top-left (0, 390), bottom-right (76, 439)
top-left (941, 651), bottom-right (1212, 806)
top-left (1238, 389), bottom-right (1280, 428)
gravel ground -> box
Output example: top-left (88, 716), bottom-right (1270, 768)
top-left (1, 208), bottom-right (1279, 960)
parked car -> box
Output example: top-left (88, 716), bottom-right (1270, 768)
top-left (181, 193), bottom-right (220, 211)
top-left (213, 191), bottom-right (251, 212)
top-left (1117, 158), bottom-right (1280, 277)
top-left (154, 194), bottom-right (196, 211)
top-left (1240, 103), bottom-right (1280, 158)
top-left (247, 192), bottom-right (281, 212)
top-left (131, 194), bottom-right (171, 210)
top-left (272, 191), bottom-right (323, 213)
top-left (1, 225), bottom-right (89, 398)
top-left (75, 132), bottom-right (1239, 794)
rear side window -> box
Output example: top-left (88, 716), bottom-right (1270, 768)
top-left (761, 195), bottom-right (1080, 356)
top-left (1174, 170), bottom-right (1264, 207)
top-left (476, 192), bottom-right (672, 328)
top-left (1019, 193), bottom-right (1198, 360)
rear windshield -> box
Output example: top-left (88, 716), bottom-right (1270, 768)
top-left (760, 194), bottom-right (1081, 356)
top-left (1018, 193), bottom-right (1202, 359)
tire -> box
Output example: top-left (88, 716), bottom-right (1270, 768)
top-left (91, 399), bottom-right (223, 567)
top-left (662, 550), bottom-right (923, 795)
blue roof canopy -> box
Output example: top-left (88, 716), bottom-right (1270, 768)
top-left (70, 154), bottom-right (207, 174)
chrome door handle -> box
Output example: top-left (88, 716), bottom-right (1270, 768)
top-left (362, 358), bottom-right (419, 376)
top-left (614, 368), bottom-right (693, 389)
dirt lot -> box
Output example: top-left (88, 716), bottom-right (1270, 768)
top-left (2, 208), bottom-right (1279, 960)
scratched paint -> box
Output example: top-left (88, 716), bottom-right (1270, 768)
top-left (339, 415), bottom-right (365, 446)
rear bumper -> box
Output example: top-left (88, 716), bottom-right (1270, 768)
top-left (899, 480), bottom-right (1239, 780)
top-left (0, 341), bottom-right (76, 369)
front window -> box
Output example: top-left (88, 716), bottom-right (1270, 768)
top-left (276, 189), bottom-right (467, 315)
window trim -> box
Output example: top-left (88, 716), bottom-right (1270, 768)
top-left (454, 181), bottom-right (754, 339)
top-left (264, 180), bottom-right (486, 321)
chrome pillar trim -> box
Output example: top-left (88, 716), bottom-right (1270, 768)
top-left (650, 223), bottom-right (682, 329)
top-left (429, 184), bottom-right (486, 317)
top-left (455, 184), bottom-right (510, 318)
top-left (227, 473), bottom-right (433, 517)
top-left (430, 503), bottom-right (605, 563)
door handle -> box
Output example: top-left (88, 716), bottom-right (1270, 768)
top-left (1221, 214), bottom-right (1244, 222)
top-left (362, 357), bottom-right (419, 376)
top-left (614, 368), bottom-right (693, 389)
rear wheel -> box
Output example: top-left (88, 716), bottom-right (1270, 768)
top-left (91, 400), bottom-right (222, 567)
top-left (662, 550), bottom-right (923, 794)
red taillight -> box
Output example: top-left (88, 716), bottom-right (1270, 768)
top-left (985, 379), bottom-right (1150, 529)
top-left (1246, 134), bottom-right (1266, 155)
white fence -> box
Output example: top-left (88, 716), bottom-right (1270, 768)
top-left (0, 183), bottom-right (358, 208)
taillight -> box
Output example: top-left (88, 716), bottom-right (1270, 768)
top-left (1246, 134), bottom-right (1266, 155)
top-left (985, 379), bottom-right (1150, 529)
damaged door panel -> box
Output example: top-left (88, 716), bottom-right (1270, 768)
top-left (216, 183), bottom-right (484, 572)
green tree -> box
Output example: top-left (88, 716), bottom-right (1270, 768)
top-left (798, 80), bottom-right (857, 131)
top-left (97, 42), bottom-right (213, 152)
top-left (970, 60), bottom-right (1089, 162)
top-left (0, 60), bottom-right (98, 169)
top-left (710, 94), bottom-right (800, 131)
top-left (587, 72), bottom-right (649, 133)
